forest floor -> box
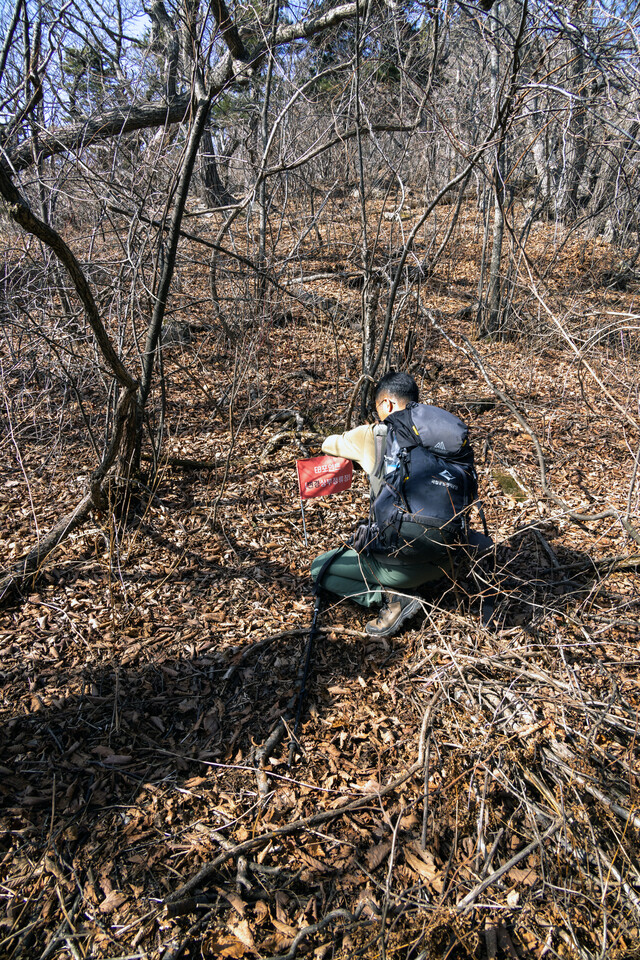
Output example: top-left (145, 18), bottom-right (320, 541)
top-left (1, 203), bottom-right (640, 960)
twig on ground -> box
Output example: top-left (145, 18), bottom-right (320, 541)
top-left (261, 905), bottom-right (369, 960)
top-left (455, 820), bottom-right (562, 914)
top-left (164, 762), bottom-right (422, 904)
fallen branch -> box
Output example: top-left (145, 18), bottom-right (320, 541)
top-left (164, 761), bottom-right (421, 904)
top-left (535, 553), bottom-right (640, 577)
top-left (262, 905), bottom-right (370, 960)
top-left (542, 746), bottom-right (640, 832)
top-left (40, 893), bottom-right (83, 960)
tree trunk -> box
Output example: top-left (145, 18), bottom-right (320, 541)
top-left (133, 99), bottom-right (213, 474)
top-left (362, 276), bottom-right (380, 387)
top-left (478, 1), bottom-right (505, 336)
top-left (483, 145), bottom-right (505, 334)
top-left (555, 42), bottom-right (587, 223)
top-left (200, 121), bottom-right (236, 206)
top-left (527, 87), bottom-right (557, 207)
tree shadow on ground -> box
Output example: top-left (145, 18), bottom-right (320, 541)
top-left (0, 573), bottom-right (403, 950)
top-left (438, 525), bottom-right (636, 632)
top-left (1, 524), bottom-right (635, 957)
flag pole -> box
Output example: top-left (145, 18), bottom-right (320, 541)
top-left (300, 495), bottom-right (308, 547)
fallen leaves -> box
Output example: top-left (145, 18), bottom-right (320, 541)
top-left (228, 918), bottom-right (257, 951)
top-left (403, 843), bottom-right (442, 889)
top-left (203, 931), bottom-right (254, 957)
top-left (1, 214), bottom-right (640, 960)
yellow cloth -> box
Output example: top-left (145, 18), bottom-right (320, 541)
top-left (321, 424), bottom-right (377, 475)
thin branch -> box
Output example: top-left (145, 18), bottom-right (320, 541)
top-left (0, 165), bottom-right (136, 391)
top-left (456, 820), bottom-right (562, 914)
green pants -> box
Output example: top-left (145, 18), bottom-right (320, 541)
top-left (311, 539), bottom-right (453, 609)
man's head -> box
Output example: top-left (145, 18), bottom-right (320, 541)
top-left (374, 371), bottom-right (419, 421)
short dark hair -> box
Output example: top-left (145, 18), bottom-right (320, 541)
top-left (374, 371), bottom-right (419, 405)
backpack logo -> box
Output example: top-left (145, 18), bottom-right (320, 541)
top-left (439, 470), bottom-right (454, 481)
top-left (434, 441), bottom-right (446, 452)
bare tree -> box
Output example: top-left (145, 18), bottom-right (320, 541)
top-left (3, 0), bottom-right (638, 598)
top-left (0, 0), bottom-right (368, 596)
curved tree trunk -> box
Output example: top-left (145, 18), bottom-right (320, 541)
top-left (0, 96), bottom-right (212, 600)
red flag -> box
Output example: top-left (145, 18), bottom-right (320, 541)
top-left (296, 455), bottom-right (353, 500)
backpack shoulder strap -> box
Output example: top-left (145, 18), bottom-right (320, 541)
top-left (369, 423), bottom-right (388, 499)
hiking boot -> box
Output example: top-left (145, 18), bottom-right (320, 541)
top-left (365, 593), bottom-right (422, 638)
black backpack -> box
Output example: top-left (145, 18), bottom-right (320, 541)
top-left (368, 403), bottom-right (478, 558)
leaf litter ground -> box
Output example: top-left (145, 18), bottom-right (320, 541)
top-left (1, 213), bottom-right (640, 960)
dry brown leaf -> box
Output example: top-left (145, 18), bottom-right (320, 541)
top-left (355, 887), bottom-right (380, 919)
top-left (404, 847), bottom-right (437, 879)
top-left (217, 886), bottom-right (246, 917)
top-left (366, 840), bottom-right (392, 870)
top-left (400, 812), bottom-right (421, 830)
top-left (357, 778), bottom-right (382, 794)
top-left (272, 918), bottom-right (298, 940)
top-left (203, 934), bottom-right (247, 958)
top-left (256, 842), bottom-right (272, 864)
top-left (101, 753), bottom-right (133, 765)
top-left (254, 900), bottom-right (269, 925)
top-left (300, 850), bottom-right (330, 874)
top-left (508, 866), bottom-right (538, 886)
top-left (98, 890), bottom-right (127, 913)
top-left (227, 893), bottom-right (247, 917)
top-left (404, 844), bottom-right (443, 890)
top-left (228, 918), bottom-right (256, 951)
